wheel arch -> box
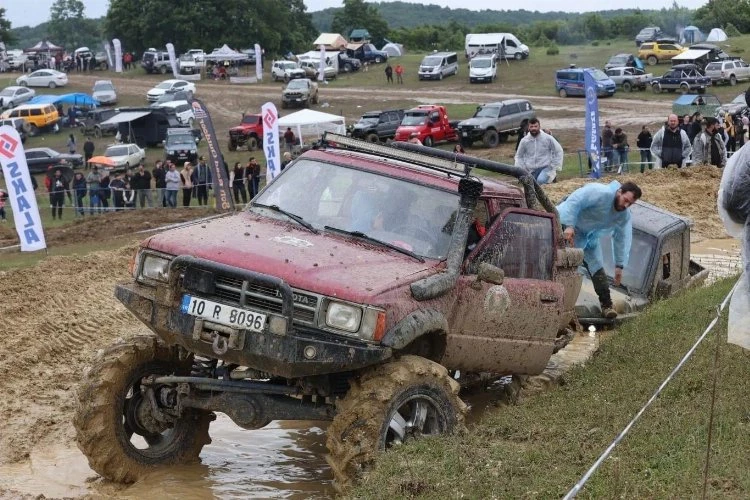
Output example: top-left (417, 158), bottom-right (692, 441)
top-left (380, 309), bottom-right (448, 351)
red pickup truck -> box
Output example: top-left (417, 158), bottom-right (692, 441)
top-left (228, 113), bottom-right (263, 151)
top-left (394, 104), bottom-right (460, 146)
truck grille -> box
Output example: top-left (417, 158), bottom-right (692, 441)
top-left (213, 275), bottom-right (318, 324)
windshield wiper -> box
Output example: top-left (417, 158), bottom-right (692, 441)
top-left (253, 203), bottom-right (318, 233)
top-left (323, 226), bottom-right (425, 263)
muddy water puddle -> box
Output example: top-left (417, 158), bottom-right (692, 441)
top-left (0, 417), bottom-right (333, 499)
top-left (691, 238), bottom-right (743, 284)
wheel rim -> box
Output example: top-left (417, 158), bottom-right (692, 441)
top-left (384, 394), bottom-right (445, 447)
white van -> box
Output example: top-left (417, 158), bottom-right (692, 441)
top-left (418, 52), bottom-right (458, 81)
top-left (469, 55), bottom-right (497, 83)
top-left (465, 33), bottom-right (529, 60)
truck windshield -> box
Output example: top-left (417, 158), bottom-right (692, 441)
top-left (590, 69), bottom-right (610, 81)
top-left (599, 230), bottom-right (656, 293)
top-left (167, 135), bottom-right (194, 147)
top-left (357, 114), bottom-right (379, 124)
top-left (474, 106), bottom-right (500, 118)
top-left (471, 59), bottom-right (493, 68)
top-left (253, 159), bottom-right (459, 259)
top-left (287, 80), bottom-right (307, 89)
top-left (422, 57), bottom-right (441, 66)
top-left (401, 112), bottom-right (428, 126)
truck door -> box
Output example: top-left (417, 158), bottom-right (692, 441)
top-left (444, 208), bottom-right (564, 374)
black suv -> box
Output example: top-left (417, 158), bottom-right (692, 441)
top-left (163, 128), bottom-right (199, 164)
top-left (349, 109), bottom-right (404, 142)
top-left (79, 108), bottom-right (119, 138)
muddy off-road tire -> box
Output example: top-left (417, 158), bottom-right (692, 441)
top-left (246, 135), bottom-right (259, 151)
top-left (326, 355), bottom-right (466, 491)
top-left (73, 335), bottom-right (213, 483)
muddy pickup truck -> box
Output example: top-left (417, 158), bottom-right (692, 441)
top-left (281, 78), bottom-right (319, 108)
top-left (73, 134), bottom-right (584, 489)
top-left (605, 66), bottom-right (653, 92)
top-left (228, 112), bottom-right (263, 151)
top-left (456, 99), bottom-right (536, 148)
top-left (576, 201), bottom-right (708, 326)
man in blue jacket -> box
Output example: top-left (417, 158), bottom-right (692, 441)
top-left (557, 180), bottom-right (642, 319)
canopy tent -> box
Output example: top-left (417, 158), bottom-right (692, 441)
top-left (29, 93), bottom-right (99, 107)
top-left (680, 26), bottom-right (705, 45)
top-left (100, 110), bottom-right (152, 126)
top-left (24, 40), bottom-right (64, 53)
top-left (203, 44), bottom-right (248, 61)
top-left (277, 109), bottom-right (346, 145)
top-left (706, 28), bottom-right (728, 42)
top-left (671, 48), bottom-right (711, 62)
top-left (381, 42), bottom-right (403, 57)
top-left (313, 33), bottom-right (347, 50)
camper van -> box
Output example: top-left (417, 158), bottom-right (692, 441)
top-left (418, 52), bottom-right (458, 80)
top-left (465, 33), bottom-right (529, 60)
top-left (469, 54), bottom-right (497, 83)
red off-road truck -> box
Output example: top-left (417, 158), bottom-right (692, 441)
top-left (74, 134), bottom-right (583, 489)
top-left (227, 113), bottom-right (263, 151)
top-left (393, 104), bottom-right (460, 146)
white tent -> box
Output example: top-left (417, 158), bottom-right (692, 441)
top-left (381, 42), bottom-right (403, 57)
top-left (706, 28), bottom-right (728, 42)
top-left (204, 44), bottom-right (247, 61)
top-left (278, 109), bottom-right (346, 145)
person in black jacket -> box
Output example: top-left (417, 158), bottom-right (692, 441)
top-left (49, 169), bottom-right (70, 220)
top-left (152, 161), bottom-right (167, 207)
top-left (636, 125), bottom-right (653, 173)
top-left (83, 137), bottom-right (95, 167)
top-left (72, 172), bottom-right (87, 216)
top-left (131, 164), bottom-right (153, 208)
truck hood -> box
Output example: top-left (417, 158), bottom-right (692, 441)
top-left (146, 212), bottom-right (440, 303)
top-left (575, 278), bottom-right (648, 324)
top-left (458, 117), bottom-right (494, 128)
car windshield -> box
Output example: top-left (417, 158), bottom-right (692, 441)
top-left (93, 82), bottom-right (114, 92)
top-left (705, 63), bottom-right (721, 70)
top-left (0, 89), bottom-right (15, 96)
top-left (471, 59), bottom-right (492, 68)
top-left (156, 82), bottom-right (174, 89)
top-left (401, 112), bottom-right (428, 126)
top-left (732, 94), bottom-right (746, 104)
top-left (600, 230), bottom-right (656, 293)
top-left (474, 106), bottom-right (500, 118)
top-left (253, 159), bottom-right (460, 259)
top-left (591, 69), bottom-right (610, 81)
top-left (281, 62), bottom-right (297, 69)
top-left (287, 80), bottom-right (306, 89)
top-left (167, 135), bottom-right (194, 146)
top-left (422, 57), bottom-right (441, 66)
top-left (179, 54), bottom-right (194, 62)
top-left (105, 147), bottom-right (129, 157)
top-left (357, 114), bottom-right (379, 124)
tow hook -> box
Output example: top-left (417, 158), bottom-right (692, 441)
top-left (211, 331), bottom-right (229, 355)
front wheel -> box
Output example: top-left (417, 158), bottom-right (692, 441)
top-left (559, 88), bottom-right (568, 98)
top-left (374, 56), bottom-right (382, 64)
top-left (228, 140), bottom-right (237, 151)
top-left (622, 81), bottom-right (633, 92)
top-left (514, 52), bottom-right (523, 60)
top-left (647, 56), bottom-right (658, 66)
top-left (28, 124), bottom-right (39, 136)
top-left (326, 356), bottom-right (465, 491)
top-left (73, 335), bottom-right (213, 483)
top-left (679, 83), bottom-right (689, 94)
top-left (651, 83), bottom-right (661, 94)
top-left (482, 129), bottom-right (499, 148)
top-left (247, 136), bottom-right (259, 151)
top-left (422, 135), bottom-right (434, 147)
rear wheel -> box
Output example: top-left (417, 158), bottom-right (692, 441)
top-left (326, 356), bottom-right (465, 492)
top-left (49, 82), bottom-right (56, 89)
top-left (344, 63), bottom-right (352, 72)
top-left (647, 56), bottom-right (658, 66)
top-left (622, 81), bottom-right (633, 92)
top-left (679, 83), bottom-right (689, 94)
top-left (482, 129), bottom-right (499, 148)
top-left (730, 75), bottom-right (737, 86)
top-left (159, 65), bottom-right (168, 75)
top-left (559, 88), bottom-right (568, 98)
top-left (228, 140), bottom-right (237, 152)
top-left (73, 335), bottom-right (213, 483)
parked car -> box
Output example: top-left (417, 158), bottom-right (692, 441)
top-left (146, 80), bottom-right (196, 102)
top-left (350, 109), bottom-right (405, 142)
top-left (272, 61), bottom-right (306, 82)
top-left (347, 43), bottom-right (388, 64)
top-left (0, 85), bottom-right (35, 110)
top-left (152, 100), bottom-right (195, 126)
top-left (604, 53), bottom-right (640, 70)
top-left (638, 41), bottom-right (686, 65)
top-left (152, 90), bottom-right (191, 105)
top-left (555, 67), bottom-right (616, 98)
top-left (163, 128), bottom-right (199, 165)
top-left (635, 26), bottom-right (663, 46)
top-left (0, 117), bottom-right (28, 143)
top-left (704, 59), bottom-right (750, 86)
top-left (298, 60), bottom-right (337, 80)
top-left (24, 147), bottom-right (83, 174)
top-left (457, 99), bottom-right (536, 147)
top-left (604, 67), bottom-right (653, 92)
top-left (468, 54), bottom-right (497, 83)
top-left (671, 94), bottom-right (722, 119)
top-left (719, 93), bottom-right (748, 116)
top-left (0, 103), bottom-right (60, 135)
top-left (651, 64), bottom-right (711, 94)
top-left (104, 143), bottom-right (146, 169)
top-left (281, 78), bottom-right (319, 108)
top-left (92, 80), bottom-right (117, 105)
top-left (16, 69), bottom-right (68, 88)
top-left (337, 52), bottom-right (361, 72)
top-left (141, 49), bottom-right (171, 74)
top-left (78, 108), bottom-right (119, 138)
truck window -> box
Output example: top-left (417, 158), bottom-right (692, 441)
top-left (470, 212), bottom-right (554, 280)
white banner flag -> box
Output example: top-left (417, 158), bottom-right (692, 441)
top-left (0, 126), bottom-right (46, 252)
top-left (166, 43), bottom-right (179, 78)
top-left (254, 43), bottom-right (262, 81)
top-left (318, 44), bottom-right (326, 82)
top-left (113, 38), bottom-right (123, 73)
top-left (261, 102), bottom-right (281, 181)
top-left (103, 41), bottom-right (113, 68)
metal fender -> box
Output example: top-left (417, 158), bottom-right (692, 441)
top-left (380, 309), bottom-right (448, 350)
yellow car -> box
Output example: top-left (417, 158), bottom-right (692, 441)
top-left (0, 103), bottom-right (60, 136)
top-left (638, 41), bottom-right (687, 65)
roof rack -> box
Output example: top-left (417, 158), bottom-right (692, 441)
top-left (320, 132), bottom-right (558, 217)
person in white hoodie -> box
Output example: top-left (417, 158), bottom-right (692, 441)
top-left (514, 118), bottom-right (563, 184)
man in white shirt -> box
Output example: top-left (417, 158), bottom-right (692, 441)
top-left (514, 118), bottom-right (564, 184)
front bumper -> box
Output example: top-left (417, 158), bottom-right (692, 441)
top-left (458, 128), bottom-right (484, 140)
top-left (115, 258), bottom-right (391, 379)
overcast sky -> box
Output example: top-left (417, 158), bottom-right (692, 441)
top-left (4, 0), bottom-right (708, 28)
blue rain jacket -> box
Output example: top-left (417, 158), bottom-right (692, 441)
top-left (556, 180), bottom-right (633, 274)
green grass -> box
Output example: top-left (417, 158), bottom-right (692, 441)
top-left (353, 278), bottom-right (749, 499)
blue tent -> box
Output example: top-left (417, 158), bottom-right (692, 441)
top-left (28, 92), bottom-right (99, 107)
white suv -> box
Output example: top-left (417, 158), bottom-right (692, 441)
top-left (271, 61), bottom-right (305, 82)
top-left (704, 59), bottom-right (750, 86)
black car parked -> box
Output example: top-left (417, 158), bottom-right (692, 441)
top-left (24, 147), bottom-right (83, 174)
top-left (651, 64), bottom-right (712, 94)
top-left (349, 109), bottom-right (405, 142)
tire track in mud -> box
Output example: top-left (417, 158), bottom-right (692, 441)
top-left (0, 246), bottom-right (147, 463)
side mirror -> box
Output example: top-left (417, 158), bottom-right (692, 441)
top-left (473, 262), bottom-right (504, 288)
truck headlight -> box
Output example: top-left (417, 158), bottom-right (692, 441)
top-left (325, 301), bottom-right (362, 332)
top-left (140, 253), bottom-right (171, 282)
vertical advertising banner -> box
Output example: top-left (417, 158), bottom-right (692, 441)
top-left (190, 99), bottom-right (235, 211)
top-left (0, 126), bottom-right (46, 252)
top-left (103, 41), bottom-right (114, 68)
top-left (112, 38), bottom-right (123, 73)
top-left (261, 102), bottom-right (281, 181)
top-left (254, 43), bottom-right (262, 81)
top-left (318, 44), bottom-right (326, 82)
top-left (584, 70), bottom-right (601, 179)
top-left (166, 43), bottom-right (179, 78)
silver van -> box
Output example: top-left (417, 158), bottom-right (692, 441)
top-left (418, 52), bottom-right (458, 81)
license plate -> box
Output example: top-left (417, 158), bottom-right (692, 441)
top-left (462, 132), bottom-right (468, 137)
top-left (181, 295), bottom-right (266, 332)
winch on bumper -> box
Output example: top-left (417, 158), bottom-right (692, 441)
top-left (115, 256), bottom-right (391, 379)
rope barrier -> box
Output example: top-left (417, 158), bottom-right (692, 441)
top-left (562, 280), bottom-right (739, 500)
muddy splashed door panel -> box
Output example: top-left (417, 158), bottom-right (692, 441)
top-left (445, 209), bottom-right (563, 374)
